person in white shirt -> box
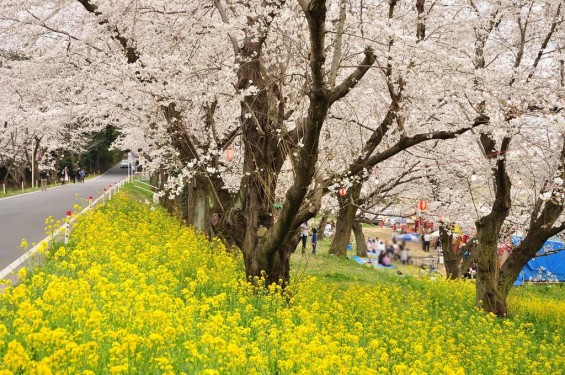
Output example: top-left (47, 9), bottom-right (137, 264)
top-left (377, 241), bottom-right (386, 254)
top-left (423, 233), bottom-right (431, 252)
top-left (324, 222), bottom-right (333, 238)
top-left (300, 222), bottom-right (309, 253)
top-left (366, 238), bottom-right (373, 253)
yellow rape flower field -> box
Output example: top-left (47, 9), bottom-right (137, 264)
top-left (0, 192), bottom-right (563, 374)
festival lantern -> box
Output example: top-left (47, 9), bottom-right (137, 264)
top-left (225, 146), bottom-right (234, 162)
top-left (338, 187), bottom-right (347, 197)
top-left (418, 200), bottom-right (428, 211)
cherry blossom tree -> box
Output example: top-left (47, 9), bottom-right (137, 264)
top-left (1, 0), bottom-right (563, 301)
top-left (407, 0), bottom-right (565, 315)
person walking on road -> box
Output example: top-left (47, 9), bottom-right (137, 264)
top-left (39, 169), bottom-right (48, 191)
top-left (78, 169), bottom-right (86, 183)
top-left (61, 166), bottom-right (69, 185)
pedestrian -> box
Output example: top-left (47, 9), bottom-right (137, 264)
top-left (366, 238), bottom-right (373, 253)
top-left (300, 221), bottom-right (309, 254)
top-left (382, 253), bottom-right (392, 267)
top-left (324, 222), bottom-right (333, 238)
top-left (79, 169), bottom-right (86, 183)
top-left (39, 169), bottom-right (48, 191)
top-left (311, 228), bottom-right (317, 254)
top-left (60, 166), bottom-right (69, 185)
top-left (378, 250), bottom-right (386, 265)
top-left (400, 245), bottom-right (409, 265)
top-left (378, 240), bottom-right (385, 254)
top-left (423, 232), bottom-right (431, 252)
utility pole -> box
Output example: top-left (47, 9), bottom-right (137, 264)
top-left (31, 138), bottom-right (35, 189)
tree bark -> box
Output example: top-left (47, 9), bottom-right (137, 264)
top-left (475, 137), bottom-right (512, 316)
top-left (353, 221), bottom-right (367, 257)
top-left (316, 211), bottom-right (329, 241)
top-left (186, 174), bottom-right (211, 236)
top-left (440, 225), bottom-right (460, 280)
top-left (329, 182), bottom-right (362, 256)
top-left (475, 226), bottom-right (508, 316)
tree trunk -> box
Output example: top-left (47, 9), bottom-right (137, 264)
top-left (329, 183), bottom-right (362, 256)
top-left (317, 212), bottom-right (329, 241)
top-left (440, 225), bottom-right (460, 279)
top-left (186, 175), bottom-right (211, 236)
top-left (353, 221), bottom-right (367, 257)
top-left (214, 0), bottom-right (373, 287)
top-left (473, 136), bottom-right (512, 316)
top-left (476, 275), bottom-right (510, 317)
top-left (439, 224), bottom-right (471, 280)
top-left (475, 218), bottom-right (508, 316)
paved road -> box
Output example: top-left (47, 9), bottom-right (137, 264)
top-left (0, 165), bottom-right (128, 272)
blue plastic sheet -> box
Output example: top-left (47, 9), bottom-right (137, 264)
top-left (512, 237), bottom-right (565, 285)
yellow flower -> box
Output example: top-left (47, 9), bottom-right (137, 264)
top-left (17, 267), bottom-right (26, 281)
top-left (3, 341), bottom-right (29, 372)
top-left (20, 239), bottom-right (29, 250)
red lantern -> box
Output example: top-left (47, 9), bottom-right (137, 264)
top-left (225, 146), bottom-right (234, 162)
top-left (338, 187), bottom-right (347, 197)
top-left (418, 200), bottom-right (428, 211)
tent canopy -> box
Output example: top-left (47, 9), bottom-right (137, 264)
top-left (512, 237), bottom-right (565, 285)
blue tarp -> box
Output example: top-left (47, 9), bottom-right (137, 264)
top-left (512, 237), bottom-right (565, 285)
top-left (394, 233), bottom-right (421, 242)
top-left (352, 256), bottom-right (397, 269)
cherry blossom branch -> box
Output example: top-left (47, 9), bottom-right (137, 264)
top-left (302, 0), bottom-right (328, 92)
top-left (351, 117), bottom-right (487, 178)
top-left (76, 0), bottom-right (140, 64)
top-left (212, 0), bottom-right (240, 55)
top-left (329, 47), bottom-right (376, 104)
top-left (328, 0), bottom-right (347, 88)
top-left (527, 3), bottom-right (562, 81)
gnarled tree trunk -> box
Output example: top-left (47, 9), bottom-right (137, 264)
top-left (439, 224), bottom-right (478, 280)
top-left (475, 219), bottom-right (508, 316)
top-left (186, 174), bottom-right (211, 236)
top-left (475, 136), bottom-right (512, 316)
top-left (353, 220), bottom-right (367, 257)
top-left (316, 211), bottom-right (329, 241)
top-left (329, 182), bottom-right (362, 256)
top-left (440, 226), bottom-right (460, 280)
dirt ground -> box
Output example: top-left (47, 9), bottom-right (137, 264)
top-left (359, 226), bottom-right (445, 275)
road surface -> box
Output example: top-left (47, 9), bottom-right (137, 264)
top-left (0, 165), bottom-right (128, 274)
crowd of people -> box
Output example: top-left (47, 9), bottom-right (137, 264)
top-left (366, 237), bottom-right (410, 266)
top-left (38, 166), bottom-right (87, 190)
top-left (59, 166), bottom-right (86, 185)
